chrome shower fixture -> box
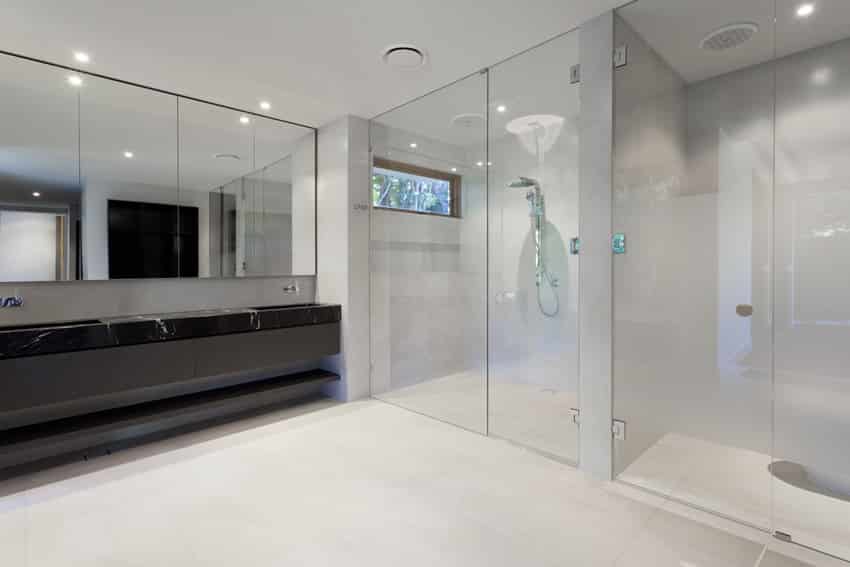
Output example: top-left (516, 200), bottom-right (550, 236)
top-left (507, 177), bottom-right (559, 317)
top-left (507, 176), bottom-right (539, 189)
top-left (508, 177), bottom-right (544, 219)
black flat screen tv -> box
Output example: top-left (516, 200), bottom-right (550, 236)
top-left (107, 199), bottom-right (199, 279)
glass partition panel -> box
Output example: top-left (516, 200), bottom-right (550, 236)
top-left (80, 77), bottom-right (178, 279)
top-left (613, 0), bottom-right (776, 530)
top-left (369, 72), bottom-right (488, 433)
top-left (487, 30), bottom-right (581, 462)
top-left (772, 0), bottom-right (850, 559)
top-left (0, 55), bottom-right (79, 282)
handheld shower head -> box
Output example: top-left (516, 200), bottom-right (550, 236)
top-left (507, 176), bottom-right (540, 189)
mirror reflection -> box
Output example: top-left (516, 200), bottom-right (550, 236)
top-left (0, 53), bottom-right (316, 282)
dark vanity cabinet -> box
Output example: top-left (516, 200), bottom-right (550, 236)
top-left (0, 304), bottom-right (340, 472)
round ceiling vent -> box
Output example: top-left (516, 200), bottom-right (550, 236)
top-left (451, 113), bottom-right (485, 129)
top-left (700, 22), bottom-right (759, 51)
top-left (382, 44), bottom-right (426, 68)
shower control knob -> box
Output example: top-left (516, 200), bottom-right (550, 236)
top-left (736, 304), bottom-right (753, 318)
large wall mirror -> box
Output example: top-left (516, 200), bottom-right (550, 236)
top-left (0, 53), bottom-right (316, 282)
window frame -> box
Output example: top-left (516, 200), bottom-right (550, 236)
top-left (372, 157), bottom-right (462, 218)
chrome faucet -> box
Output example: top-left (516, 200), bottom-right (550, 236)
top-left (282, 283), bottom-right (299, 294)
top-left (0, 296), bottom-right (23, 308)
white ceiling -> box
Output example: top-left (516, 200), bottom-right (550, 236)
top-left (374, 29), bottom-right (581, 155)
top-left (0, 53), bottom-right (308, 200)
top-left (0, 0), bottom-right (624, 128)
top-left (619, 0), bottom-right (850, 84)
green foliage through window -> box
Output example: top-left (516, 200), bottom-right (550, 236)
top-left (372, 166), bottom-right (453, 216)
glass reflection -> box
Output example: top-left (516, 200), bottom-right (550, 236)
top-left (0, 55), bottom-right (79, 282)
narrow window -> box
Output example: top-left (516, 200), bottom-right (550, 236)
top-left (372, 158), bottom-right (461, 218)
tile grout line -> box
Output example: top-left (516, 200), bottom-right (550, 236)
top-left (608, 481), bottom-right (681, 565)
top-left (753, 543), bottom-right (768, 567)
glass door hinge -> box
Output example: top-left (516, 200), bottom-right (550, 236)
top-left (612, 419), bottom-right (626, 440)
top-left (614, 44), bottom-right (628, 68)
top-left (569, 408), bottom-right (581, 425)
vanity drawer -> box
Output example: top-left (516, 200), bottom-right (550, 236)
top-left (192, 322), bottom-right (340, 378)
top-left (0, 341), bottom-right (194, 431)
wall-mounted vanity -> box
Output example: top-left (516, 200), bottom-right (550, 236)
top-left (0, 52), bottom-right (336, 475)
top-left (0, 303), bottom-right (340, 473)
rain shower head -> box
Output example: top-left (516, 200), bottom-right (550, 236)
top-left (507, 176), bottom-right (539, 189)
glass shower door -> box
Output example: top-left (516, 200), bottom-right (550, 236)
top-left (487, 30), bottom-right (581, 462)
top-left (772, 0), bottom-right (850, 558)
top-left (369, 72), bottom-right (488, 433)
top-left (612, 0), bottom-right (776, 530)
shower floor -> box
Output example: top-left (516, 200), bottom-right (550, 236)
top-left (376, 371), bottom-right (579, 462)
top-left (619, 433), bottom-right (850, 561)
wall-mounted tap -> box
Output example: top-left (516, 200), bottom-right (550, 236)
top-left (282, 282), bottom-right (299, 294)
top-left (0, 296), bottom-right (24, 308)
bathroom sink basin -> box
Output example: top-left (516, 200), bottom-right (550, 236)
top-left (0, 304), bottom-right (339, 359)
top-left (250, 303), bottom-right (319, 311)
top-left (0, 319), bottom-right (111, 359)
top-left (0, 319), bottom-right (102, 333)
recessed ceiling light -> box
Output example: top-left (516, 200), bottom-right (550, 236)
top-left (381, 44), bottom-right (426, 68)
top-left (796, 3), bottom-right (815, 17)
top-left (259, 100), bottom-right (271, 111)
top-left (487, 161), bottom-right (492, 166)
top-left (409, 142), bottom-right (417, 149)
top-left (73, 51), bottom-right (90, 64)
top-left (476, 161), bottom-right (484, 167)
top-left (67, 75), bottom-right (83, 87)
top-left (496, 105), bottom-right (507, 113)
top-left (451, 167), bottom-right (457, 172)
top-left (123, 151), bottom-right (134, 158)
top-left (32, 192), bottom-right (41, 198)
top-left (239, 115), bottom-right (250, 125)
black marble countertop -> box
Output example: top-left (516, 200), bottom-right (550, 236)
top-left (0, 303), bottom-right (341, 360)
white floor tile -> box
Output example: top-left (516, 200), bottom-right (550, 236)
top-left (613, 506), bottom-right (764, 567)
top-left (619, 431), bottom-right (850, 560)
top-left (0, 399), bottom-right (845, 567)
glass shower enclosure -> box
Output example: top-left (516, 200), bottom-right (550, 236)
top-left (369, 28), bottom-right (581, 463)
top-left (369, 3), bottom-right (850, 559)
top-left (612, 0), bottom-right (850, 559)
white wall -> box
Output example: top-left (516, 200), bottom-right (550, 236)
top-left (612, 14), bottom-right (692, 473)
top-left (0, 275), bottom-right (315, 326)
top-left (315, 115), bottom-right (371, 402)
top-left (578, 11), bottom-right (615, 479)
top-left (369, 122), bottom-right (486, 395)
top-left (292, 132), bottom-right (317, 275)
